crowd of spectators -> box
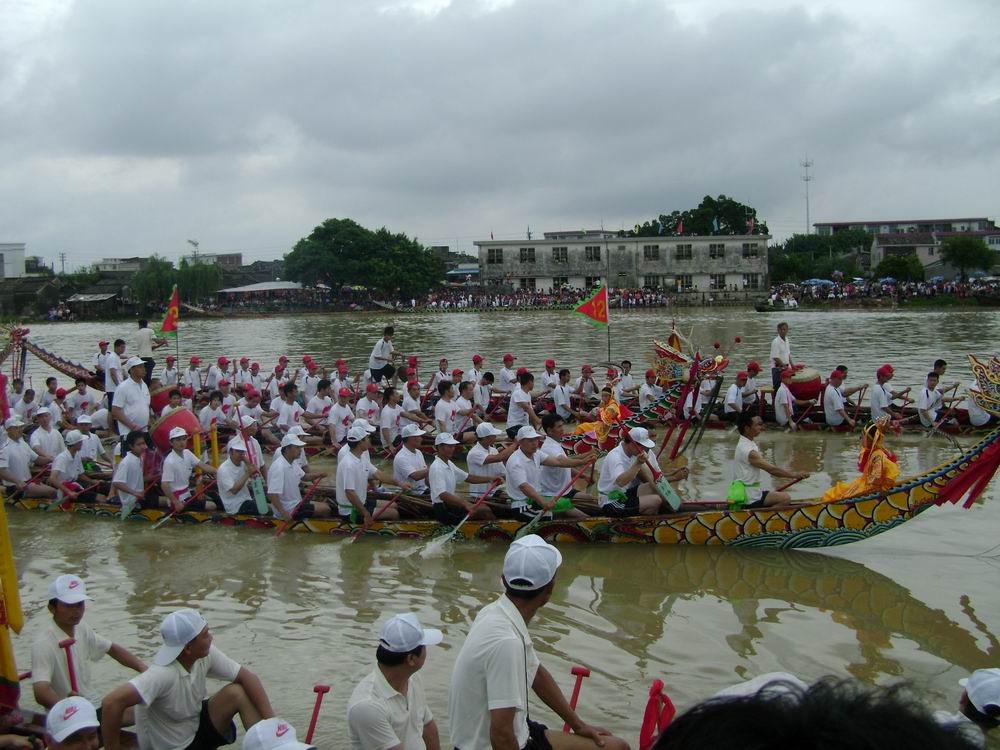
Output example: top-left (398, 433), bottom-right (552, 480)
top-left (768, 276), bottom-right (1000, 306)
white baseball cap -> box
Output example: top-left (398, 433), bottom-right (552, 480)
top-left (240, 415), bottom-right (257, 428)
top-left (4, 416), bottom-right (25, 429)
top-left (502, 534), bottom-right (563, 590)
top-left (400, 423), bottom-right (424, 439)
top-left (286, 425), bottom-right (306, 436)
top-left (351, 419), bottom-right (377, 433)
top-left (64, 430), bottom-right (85, 447)
top-left (476, 423), bottom-right (503, 439)
top-left (434, 433), bottom-right (460, 446)
top-left (516, 425), bottom-right (542, 441)
top-left (960, 668), bottom-right (1000, 714)
top-left (46, 696), bottom-right (99, 742)
top-left (379, 613), bottom-right (443, 653)
top-left (280, 434), bottom-right (306, 448)
top-left (713, 672), bottom-right (809, 700)
top-left (47, 574), bottom-right (92, 605)
top-left (628, 426), bottom-right (655, 449)
top-left (347, 424), bottom-right (371, 442)
top-left (243, 718), bottom-right (315, 750)
top-left (228, 440), bottom-right (248, 453)
top-left (154, 608), bottom-right (207, 666)
top-left (168, 426), bottom-right (188, 441)
top-left (75, 414), bottom-right (92, 425)
top-left (125, 356), bottom-right (145, 370)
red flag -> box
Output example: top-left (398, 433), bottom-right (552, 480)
top-left (574, 285), bottom-right (609, 327)
top-left (747, 216), bottom-right (756, 234)
top-left (158, 285), bottom-right (180, 338)
top-left (676, 219), bottom-right (684, 235)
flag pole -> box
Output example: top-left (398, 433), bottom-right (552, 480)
top-left (605, 235), bottom-right (611, 362)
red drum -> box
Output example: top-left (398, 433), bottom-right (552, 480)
top-left (149, 386), bottom-right (173, 416)
top-left (788, 367), bottom-right (822, 401)
top-left (150, 407), bottom-right (201, 452)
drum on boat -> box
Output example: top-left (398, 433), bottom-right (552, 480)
top-left (150, 407), bottom-right (202, 452)
top-left (789, 367), bottom-right (822, 400)
top-left (149, 386), bottom-right (173, 416)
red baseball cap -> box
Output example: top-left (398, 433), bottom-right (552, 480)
top-left (877, 364), bottom-right (894, 378)
top-left (338, 387), bottom-right (351, 397)
top-left (250, 362), bottom-right (260, 369)
top-left (544, 359), bottom-right (555, 367)
top-left (408, 356), bottom-right (418, 366)
top-left (279, 355), bottom-right (289, 362)
top-left (303, 355), bottom-right (312, 362)
top-left (366, 383), bottom-right (379, 393)
top-left (582, 364), bottom-right (593, 372)
top-left (472, 354), bottom-right (483, 362)
top-left (746, 361), bottom-right (761, 373)
top-left (307, 362), bottom-right (318, 370)
top-left (240, 356), bottom-right (249, 363)
top-left (503, 354), bottom-right (516, 362)
top-left (736, 371), bottom-right (748, 380)
top-left (55, 388), bottom-right (67, 398)
top-left (829, 370), bottom-right (844, 380)
top-left (180, 386), bottom-right (194, 397)
top-left (244, 388), bottom-right (258, 398)
top-left (439, 357), bottom-right (448, 364)
top-left (452, 368), bottom-right (464, 376)
top-left (645, 369), bottom-right (656, 378)
top-left (190, 356), bottom-right (201, 364)
top-left (166, 355), bottom-right (176, 362)
top-left (406, 380), bottom-right (420, 389)
top-left (516, 367), bottom-right (528, 376)
top-left (98, 340), bottom-right (109, 346)
top-left (275, 365), bottom-right (285, 372)
top-left (335, 358), bottom-right (346, 365)
top-left (218, 357), bottom-right (229, 365)
top-left (780, 369), bottom-right (794, 380)
top-left (219, 379), bottom-right (230, 386)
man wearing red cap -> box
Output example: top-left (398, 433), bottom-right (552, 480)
top-left (540, 359), bottom-right (558, 394)
top-left (639, 369), bottom-right (663, 410)
top-left (161, 355), bottom-right (178, 387)
top-left (470, 354), bottom-right (485, 387)
top-left (724, 372), bottom-right (748, 423)
top-left (497, 354), bottom-right (517, 395)
top-left (184, 356), bottom-right (204, 392)
top-left (574, 364), bottom-right (598, 404)
top-left (206, 357), bottom-right (229, 391)
top-left (774, 369), bottom-right (797, 429)
top-left (94, 340), bottom-right (110, 379)
top-left (356, 384), bottom-right (383, 426)
top-left (234, 357), bottom-right (253, 389)
top-left (870, 364), bottom-right (906, 421)
top-left (326, 388), bottom-right (356, 447)
top-left (743, 361), bottom-right (762, 410)
top-left (823, 370), bottom-right (854, 429)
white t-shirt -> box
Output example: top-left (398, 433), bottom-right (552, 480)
top-left (733, 435), bottom-right (763, 502)
top-left (335, 450), bottom-right (369, 516)
top-left (379, 404), bottom-right (402, 443)
top-left (393, 446), bottom-right (427, 493)
top-left (964, 384), bottom-right (992, 427)
top-left (130, 646), bottom-right (241, 750)
top-left (161, 367), bottom-right (179, 386)
top-left (597, 444), bottom-right (637, 506)
top-left (724, 383), bottom-right (743, 414)
top-left (217, 458), bottom-right (252, 514)
top-left (401, 393), bottom-right (423, 427)
top-left (466, 443), bottom-right (504, 495)
top-left (540, 370), bottom-right (559, 391)
top-left (505, 448), bottom-right (541, 506)
top-left (2, 439), bottom-right (37, 483)
top-left (774, 383), bottom-right (794, 425)
top-left (301, 375), bottom-right (321, 402)
top-left (473, 384), bottom-right (491, 412)
top-left (368, 338), bottom-right (394, 372)
top-left (870, 383), bottom-right (892, 420)
top-left (505, 387), bottom-right (531, 429)
top-left (103, 352), bottom-right (123, 392)
top-left (112, 452), bottom-right (145, 500)
top-left (31, 621), bottom-right (111, 704)
top-left (574, 376), bottom-right (598, 398)
top-left (552, 384), bottom-right (572, 419)
top-left (449, 595), bottom-right (540, 750)
top-left (918, 386), bottom-right (943, 427)
top-left (348, 669), bottom-right (433, 750)
top-left (267, 453), bottom-right (305, 515)
top-left (77, 433), bottom-right (105, 462)
top-left (497, 367), bottom-right (517, 394)
top-left (823, 385), bottom-right (847, 426)
top-left (326, 403), bottom-right (355, 443)
top-left (162, 449), bottom-right (198, 500)
top-left (275, 399), bottom-right (304, 431)
top-left (770, 335), bottom-right (791, 368)
top-left (198, 405), bottom-right (227, 432)
top-left (30, 426), bottom-right (65, 458)
top-left (183, 368), bottom-right (204, 391)
top-left (538, 436), bottom-right (570, 496)
top-left (639, 382), bottom-right (662, 410)
top-left (742, 377), bottom-right (758, 404)
top-left (112, 377), bottom-right (151, 434)
top-left (356, 397), bottom-right (381, 425)
top-left (428, 457), bottom-right (467, 505)
top-left (614, 373), bottom-right (634, 401)
top-left (434, 399), bottom-right (458, 434)
top-left (66, 390), bottom-right (95, 418)
top-left (51, 449), bottom-right (84, 499)
top-left (306, 395), bottom-right (332, 418)
top-left (205, 365), bottom-right (224, 391)
top-left (135, 327), bottom-right (156, 358)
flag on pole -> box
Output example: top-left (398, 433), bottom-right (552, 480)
top-left (574, 285), bottom-right (609, 327)
top-left (158, 285), bottom-right (180, 338)
top-left (747, 216), bottom-right (756, 234)
top-left (676, 219), bottom-right (684, 235)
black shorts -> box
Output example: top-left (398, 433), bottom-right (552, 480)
top-left (235, 499), bottom-right (263, 515)
top-left (433, 502), bottom-right (467, 525)
top-left (183, 699), bottom-right (236, 750)
top-left (601, 487), bottom-right (641, 517)
top-left (746, 491), bottom-right (770, 509)
top-left (506, 426), bottom-right (521, 441)
top-left (371, 363), bottom-right (395, 383)
top-left (294, 501), bottom-right (317, 519)
top-left (524, 719), bottom-right (553, 750)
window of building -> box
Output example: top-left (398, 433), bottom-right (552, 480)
top-left (552, 276), bottom-right (569, 288)
top-left (676, 274), bottom-right (693, 289)
top-left (487, 248), bottom-right (503, 264)
top-left (617, 245), bottom-right (627, 251)
top-left (644, 275), bottom-right (661, 288)
top-left (928, 246), bottom-right (935, 256)
top-left (743, 273), bottom-right (760, 290)
top-left (585, 245), bottom-right (602, 262)
top-left (585, 276), bottom-right (602, 288)
top-left (552, 246), bottom-right (568, 263)
top-left (643, 245), bottom-right (660, 261)
top-left (675, 244), bottom-right (692, 261)
top-left (519, 247), bottom-right (535, 263)
top-left (710, 274), bottom-right (727, 290)
top-left (709, 243), bottom-right (726, 259)
top-left (741, 243), bottom-right (759, 259)
top-left (519, 277), bottom-right (536, 290)
top-left (988, 236), bottom-right (1000, 246)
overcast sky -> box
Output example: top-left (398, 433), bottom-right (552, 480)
top-left (2, 0), bottom-right (998, 270)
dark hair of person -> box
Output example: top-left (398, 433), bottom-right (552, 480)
top-left (383, 326), bottom-right (394, 337)
top-left (125, 431), bottom-right (146, 450)
top-left (736, 411), bottom-right (756, 435)
top-left (777, 321), bottom-right (788, 330)
top-left (45, 377), bottom-right (56, 387)
top-left (75, 377), bottom-right (86, 385)
top-left (346, 438), bottom-right (361, 449)
top-left (541, 413), bottom-right (563, 433)
top-left (48, 598), bottom-right (60, 608)
top-left (23, 388), bottom-right (34, 399)
top-left (621, 360), bottom-right (632, 367)
top-left (963, 699), bottom-right (1000, 730)
top-left (482, 372), bottom-right (495, 383)
top-left (927, 372), bottom-right (939, 381)
top-left (375, 644), bottom-right (423, 666)
top-left (282, 382), bottom-right (297, 396)
top-left (504, 579), bottom-right (549, 600)
top-left (168, 389), bottom-right (181, 399)
top-left (934, 359), bottom-right (947, 369)
top-left (12, 378), bottom-right (21, 386)
top-left (458, 381), bottom-right (472, 395)
top-left (114, 338), bottom-right (125, 348)
top-left (559, 368), bottom-right (570, 378)
top-left (383, 386), bottom-right (396, 401)
top-left (519, 372), bottom-right (534, 387)
top-left (835, 365), bottom-right (848, 373)
top-left (438, 380), bottom-right (451, 396)
top-left (652, 677), bottom-right (981, 750)
top-left (317, 379), bottom-right (330, 391)
top-left (138, 319), bottom-right (148, 328)
top-left (210, 390), bottom-right (223, 402)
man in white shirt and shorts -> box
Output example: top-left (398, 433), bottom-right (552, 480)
top-left (727, 413), bottom-right (808, 510)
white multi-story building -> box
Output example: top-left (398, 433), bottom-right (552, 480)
top-left (0, 243), bottom-right (27, 279)
top-left (475, 230), bottom-right (770, 292)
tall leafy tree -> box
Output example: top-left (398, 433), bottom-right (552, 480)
top-left (131, 255), bottom-right (177, 306)
top-left (940, 236), bottom-right (995, 281)
top-left (874, 255), bottom-right (924, 282)
top-left (629, 195), bottom-right (769, 237)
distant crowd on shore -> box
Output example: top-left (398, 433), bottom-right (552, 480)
top-left (768, 276), bottom-right (999, 306)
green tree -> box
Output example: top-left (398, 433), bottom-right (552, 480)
top-left (783, 229), bottom-right (871, 257)
top-left (177, 259), bottom-right (221, 303)
top-left (284, 218), bottom-right (444, 296)
top-left (629, 195), bottom-right (769, 237)
top-left (940, 236), bottom-right (995, 281)
top-left (874, 254), bottom-right (924, 282)
top-left (131, 255), bottom-right (177, 306)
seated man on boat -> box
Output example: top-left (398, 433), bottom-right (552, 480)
top-left (161, 427), bottom-right (219, 513)
top-left (540, 413), bottom-right (597, 506)
top-left (217, 441), bottom-right (266, 515)
top-left (638, 368), bottom-right (664, 410)
top-left (870, 364), bottom-right (909, 421)
top-left (774, 369), bottom-right (809, 430)
top-left (46, 696), bottom-right (101, 750)
top-left (723, 372), bottom-right (749, 424)
top-left (47, 430), bottom-right (102, 504)
top-left (428, 433), bottom-right (496, 524)
top-left (728, 413), bottom-right (809, 509)
top-left (393, 424), bottom-right (431, 496)
top-left (822, 417), bottom-right (900, 502)
top-left (100, 608), bottom-right (274, 750)
top-left (268, 433), bottom-right (331, 520)
top-left (918, 372), bottom-right (962, 429)
top-left (336, 424), bottom-right (404, 524)
top-left (467, 422), bottom-right (515, 501)
top-left (960, 381), bottom-right (999, 428)
top-left (742, 361), bottom-right (762, 412)
top-left (111, 431), bottom-right (155, 516)
top-left (505, 371), bottom-right (543, 441)
top-left (822, 370), bottom-right (856, 430)
top-left (505, 425), bottom-right (588, 520)
top-left (32, 574), bottom-right (146, 712)
top-left (0, 416), bottom-right (56, 500)
top-left (596, 427), bottom-right (678, 516)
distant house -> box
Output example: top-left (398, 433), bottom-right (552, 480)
top-left (0, 243), bottom-right (28, 279)
top-left (445, 263), bottom-right (480, 285)
top-left (95, 257), bottom-right (149, 273)
top-left (0, 276), bottom-right (62, 316)
top-left (180, 252), bottom-right (244, 269)
top-left (65, 277), bottom-right (134, 318)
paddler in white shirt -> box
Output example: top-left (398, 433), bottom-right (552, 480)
top-left (356, 384), bottom-right (383, 425)
top-left (401, 380), bottom-right (433, 429)
top-left (428, 433), bottom-right (496, 524)
top-left (74, 414), bottom-right (108, 466)
top-left (723, 371), bottom-right (748, 423)
top-left (183, 356), bottom-right (204, 392)
top-left (823, 370), bottom-right (855, 429)
top-left (613, 360), bottom-right (639, 402)
top-left (469, 354), bottom-right (485, 386)
top-left (918, 371), bottom-right (961, 429)
top-left (769, 321), bottom-right (792, 390)
top-left (774, 368), bottom-right (798, 429)
top-left (304, 379), bottom-right (333, 429)
top-left (393, 424), bottom-right (430, 495)
top-left (428, 358), bottom-right (450, 395)
top-left (742, 361), bottom-right (762, 411)
top-left (638, 369), bottom-right (663, 410)
top-left (574, 364), bottom-right (599, 404)
top-left (505, 425), bottom-right (589, 521)
top-left (206, 357), bottom-right (228, 391)
top-left (728, 413), bottom-right (808, 509)
top-left (496, 354), bottom-right (518, 394)
top-left (161, 355), bottom-right (179, 386)
top-left (69, 378), bottom-right (99, 420)
top-left (870, 364), bottom-right (907, 421)
top-left (234, 357), bottom-right (254, 389)
top-left (161, 427), bottom-right (218, 512)
top-left (539, 359), bottom-right (559, 394)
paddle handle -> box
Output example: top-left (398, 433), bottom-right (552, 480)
top-left (58, 638), bottom-right (78, 694)
top-left (351, 486), bottom-right (408, 540)
top-left (562, 666), bottom-right (591, 732)
top-left (305, 684), bottom-right (330, 744)
top-left (275, 475), bottom-right (324, 537)
top-left (776, 475), bottom-right (805, 492)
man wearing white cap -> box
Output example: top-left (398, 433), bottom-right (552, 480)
top-left (47, 431), bottom-right (100, 504)
top-left (32, 575), bottom-right (145, 710)
top-left (111, 357), bottom-right (151, 441)
top-left (428, 433), bottom-right (496, 524)
top-left (74, 414), bottom-right (108, 467)
top-left (336, 424), bottom-right (406, 523)
top-left (267, 433), bottom-right (331, 519)
top-left (162, 428), bottom-right (218, 513)
top-left (234, 415), bottom-right (266, 467)
top-left (243, 718), bottom-right (315, 750)
top-left (935, 668), bottom-right (1000, 746)
top-left (449, 536), bottom-right (625, 750)
top-left (347, 614), bottom-right (442, 750)
top-left (466, 423), bottom-right (516, 498)
top-left (46, 696), bottom-right (101, 749)
top-left (0, 417), bottom-right (55, 499)
top-left (393, 424), bottom-right (430, 495)
top-left (506, 425), bottom-right (588, 520)
top-left (101, 608), bottom-right (274, 750)
top-left (217, 441), bottom-right (264, 515)
top-left (597, 427), bottom-right (675, 516)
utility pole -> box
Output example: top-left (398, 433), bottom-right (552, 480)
top-left (58, 252), bottom-right (66, 274)
top-left (800, 158), bottom-right (813, 235)
top-left (186, 239), bottom-right (200, 263)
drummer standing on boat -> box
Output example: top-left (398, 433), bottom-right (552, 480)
top-left (769, 322), bottom-right (793, 390)
top-left (135, 319), bottom-right (166, 386)
top-left (369, 326), bottom-right (401, 386)
top-left (111, 358), bottom-right (151, 450)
